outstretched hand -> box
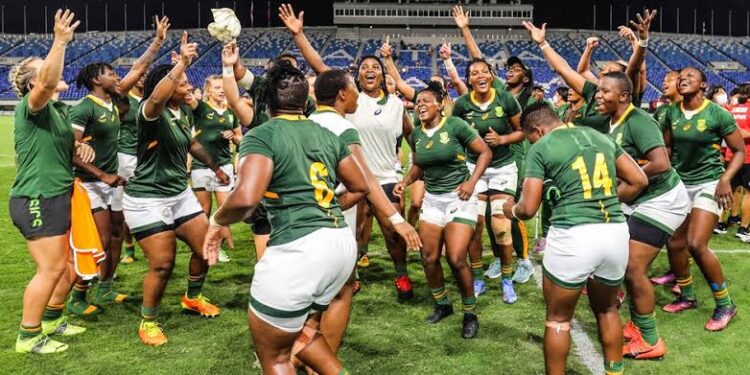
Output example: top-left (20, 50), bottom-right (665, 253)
top-left (154, 15), bottom-right (170, 42)
top-left (53, 9), bottom-right (81, 44)
top-left (439, 38), bottom-right (452, 60)
top-left (522, 21), bottom-right (547, 45)
top-left (452, 5), bottom-right (470, 29)
top-left (380, 36), bottom-right (392, 59)
top-left (630, 9), bottom-right (657, 41)
top-left (222, 41), bottom-right (239, 67)
top-left (279, 3), bottom-right (304, 35)
top-left (179, 31), bottom-right (199, 66)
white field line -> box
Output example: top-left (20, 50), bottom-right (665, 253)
top-left (532, 264), bottom-right (604, 375)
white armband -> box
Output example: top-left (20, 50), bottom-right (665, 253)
top-left (638, 38), bottom-right (649, 48)
top-left (237, 70), bottom-right (255, 90)
top-left (444, 58), bottom-right (456, 71)
top-left (388, 212), bottom-right (405, 225)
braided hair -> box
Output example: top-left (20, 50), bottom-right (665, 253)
top-left (265, 59), bottom-right (308, 114)
top-left (417, 80), bottom-right (448, 107)
top-left (8, 57), bottom-right (40, 98)
top-left (141, 64), bottom-right (174, 101)
top-left (75, 62), bottom-right (114, 91)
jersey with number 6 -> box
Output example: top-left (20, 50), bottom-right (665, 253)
top-left (239, 115), bottom-right (351, 247)
top-left (525, 124), bottom-right (625, 228)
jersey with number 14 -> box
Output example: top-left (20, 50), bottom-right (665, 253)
top-left (239, 115), bottom-right (351, 247)
top-left (525, 125), bottom-right (625, 228)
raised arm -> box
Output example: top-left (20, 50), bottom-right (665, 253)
top-left (380, 37), bottom-right (417, 101)
top-left (576, 37), bottom-right (600, 83)
top-left (625, 10), bottom-right (657, 98)
top-left (522, 21), bottom-right (587, 95)
top-left (279, 3), bottom-right (330, 74)
top-left (222, 42), bottom-right (255, 126)
top-left (118, 16), bottom-right (170, 96)
top-left (142, 32), bottom-right (197, 119)
top-left (440, 41), bottom-right (468, 96)
top-left (453, 5), bottom-right (483, 59)
top-left (28, 9), bottom-right (80, 112)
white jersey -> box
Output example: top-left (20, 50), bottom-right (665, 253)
top-left (346, 93), bottom-right (404, 185)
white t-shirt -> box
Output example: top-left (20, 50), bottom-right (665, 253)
top-left (345, 93), bottom-right (404, 185)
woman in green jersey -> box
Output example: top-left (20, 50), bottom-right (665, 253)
top-left (506, 102), bottom-right (647, 375)
top-left (9, 9), bottom-right (93, 354)
top-left (123, 32), bottom-right (229, 346)
top-left (661, 67), bottom-right (745, 331)
top-left (205, 57), bottom-right (369, 375)
top-left (596, 71), bottom-right (689, 359)
top-left (451, 57), bottom-right (524, 303)
top-left (394, 82), bottom-right (492, 338)
top-left (187, 74), bottom-right (243, 262)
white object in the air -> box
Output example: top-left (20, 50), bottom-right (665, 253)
top-left (208, 8), bottom-right (241, 43)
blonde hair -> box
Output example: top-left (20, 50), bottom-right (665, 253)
top-left (203, 74), bottom-right (223, 97)
top-left (9, 57), bottom-right (40, 98)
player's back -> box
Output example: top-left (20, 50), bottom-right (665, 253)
top-left (525, 125), bottom-right (625, 228)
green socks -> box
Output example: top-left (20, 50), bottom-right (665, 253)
top-left (676, 275), bottom-right (697, 301)
top-left (187, 274), bottom-right (206, 298)
top-left (71, 282), bottom-right (89, 302)
top-left (632, 311), bottom-right (659, 345)
top-left (604, 360), bottom-right (623, 375)
top-left (18, 324), bottom-right (42, 340)
top-left (501, 264), bottom-right (513, 280)
top-left (710, 282), bottom-right (733, 307)
top-left (42, 303), bottom-right (64, 322)
top-left (471, 261), bottom-right (484, 281)
top-left (430, 286), bottom-right (450, 306)
top-left (124, 242), bottom-right (135, 257)
top-left (462, 296), bottom-right (477, 314)
top-left (141, 305), bottom-right (159, 321)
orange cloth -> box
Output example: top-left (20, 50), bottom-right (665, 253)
top-left (70, 179), bottom-right (105, 279)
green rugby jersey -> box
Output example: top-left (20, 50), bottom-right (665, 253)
top-left (191, 101), bottom-right (239, 169)
top-left (525, 124), bottom-right (625, 228)
top-left (652, 102), bottom-right (673, 132)
top-left (610, 104), bottom-right (680, 204)
top-left (126, 104), bottom-right (193, 198)
top-left (118, 92), bottom-right (141, 155)
top-left (70, 95), bottom-right (120, 181)
top-left (579, 80), bottom-right (610, 134)
top-left (409, 116), bottom-right (479, 194)
top-left (452, 86), bottom-right (522, 168)
top-left (239, 115), bottom-right (351, 246)
top-left (666, 99), bottom-right (738, 185)
top-left (11, 96), bottom-right (75, 198)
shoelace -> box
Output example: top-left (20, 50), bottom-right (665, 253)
top-left (142, 321), bottom-right (163, 336)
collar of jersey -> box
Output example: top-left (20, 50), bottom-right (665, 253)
top-left (470, 88), bottom-right (496, 109)
top-left (421, 116), bottom-right (447, 134)
top-left (610, 103), bottom-right (635, 128)
top-left (315, 105), bottom-right (340, 116)
top-left (274, 114), bottom-right (307, 121)
top-left (679, 98), bottom-right (710, 115)
top-left (206, 101), bottom-right (228, 114)
top-left (128, 91), bottom-right (142, 102)
top-left (86, 94), bottom-right (115, 112)
top-left (550, 123), bottom-right (576, 133)
top-left (375, 90), bottom-right (388, 105)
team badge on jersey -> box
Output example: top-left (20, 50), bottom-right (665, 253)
top-left (697, 119), bottom-right (707, 132)
top-left (425, 140), bottom-right (434, 149)
top-left (439, 132), bottom-right (450, 144)
top-left (97, 113), bottom-right (108, 123)
top-left (219, 117), bottom-right (225, 123)
top-left (495, 106), bottom-right (505, 118)
top-left (615, 133), bottom-right (623, 145)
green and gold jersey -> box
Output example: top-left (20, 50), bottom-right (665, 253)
top-left (525, 124), bottom-right (625, 228)
top-left (70, 95), bottom-right (120, 181)
top-left (126, 104), bottom-right (193, 198)
top-left (246, 75), bottom-right (316, 129)
top-left (118, 92), bottom-right (141, 155)
top-left (653, 102), bottom-right (673, 132)
top-left (579, 80), bottom-right (610, 134)
top-left (610, 104), bottom-right (680, 204)
top-left (452, 87), bottom-right (522, 168)
top-left (409, 116), bottom-right (479, 194)
top-left (191, 101), bottom-right (239, 169)
top-left (667, 99), bottom-right (737, 185)
top-left (239, 115), bottom-right (351, 246)
top-left (556, 102), bottom-right (570, 119)
top-left (11, 96), bottom-right (75, 198)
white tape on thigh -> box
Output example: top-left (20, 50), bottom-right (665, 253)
top-left (545, 320), bottom-right (571, 334)
top-left (491, 199), bottom-right (507, 217)
top-left (476, 199), bottom-right (487, 216)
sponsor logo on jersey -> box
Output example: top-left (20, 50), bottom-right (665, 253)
top-left (374, 108), bottom-right (382, 116)
top-left (97, 113), bottom-right (108, 123)
top-left (495, 106), bottom-right (505, 117)
top-left (439, 132), bottom-right (450, 144)
top-left (207, 112), bottom-right (215, 120)
top-left (683, 123), bottom-right (692, 132)
top-left (697, 119), bottom-right (707, 132)
top-left (425, 140), bottom-right (433, 149)
top-left (219, 117), bottom-right (225, 123)
top-left (481, 112), bottom-right (489, 120)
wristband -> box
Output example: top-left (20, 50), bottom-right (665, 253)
top-left (209, 214), bottom-right (222, 227)
top-left (444, 58), bottom-right (456, 71)
top-left (539, 41), bottom-right (550, 50)
top-left (222, 67), bottom-right (234, 76)
top-left (388, 212), bottom-right (405, 225)
top-left (637, 38), bottom-right (649, 48)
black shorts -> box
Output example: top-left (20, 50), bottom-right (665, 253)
top-left (734, 164), bottom-right (750, 190)
top-left (10, 193), bottom-right (71, 239)
top-left (381, 183), bottom-right (401, 204)
top-left (244, 204), bottom-right (271, 235)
